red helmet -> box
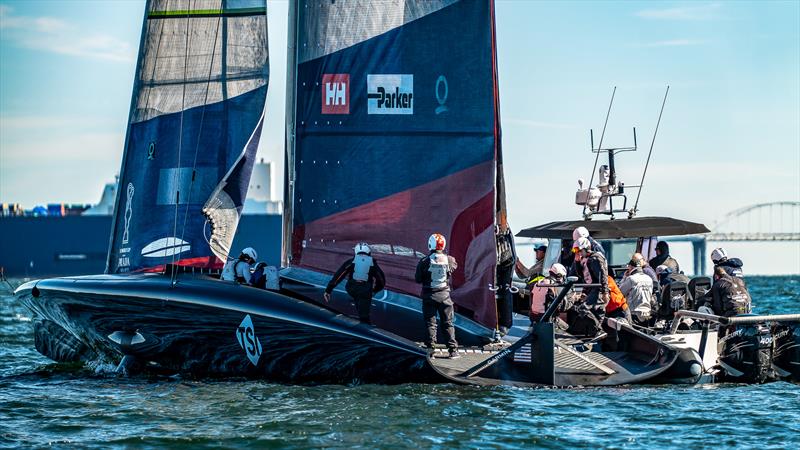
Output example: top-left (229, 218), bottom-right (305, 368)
top-left (428, 233), bottom-right (446, 251)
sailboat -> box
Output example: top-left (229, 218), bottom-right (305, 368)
top-left (14, 0), bottom-right (436, 384)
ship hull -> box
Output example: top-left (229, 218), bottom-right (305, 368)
top-left (15, 274), bottom-right (435, 384)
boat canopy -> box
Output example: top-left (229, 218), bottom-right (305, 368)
top-left (516, 216), bottom-right (709, 240)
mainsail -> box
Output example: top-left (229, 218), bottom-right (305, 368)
top-left (107, 0), bottom-right (269, 273)
top-left (285, 0), bottom-right (504, 327)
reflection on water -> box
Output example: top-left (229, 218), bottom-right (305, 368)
top-left (1, 276), bottom-right (799, 449)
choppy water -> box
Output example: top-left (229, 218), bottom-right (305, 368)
top-left (2, 276), bottom-right (799, 449)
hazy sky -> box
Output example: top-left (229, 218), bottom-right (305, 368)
top-left (1, 0), bottom-right (798, 273)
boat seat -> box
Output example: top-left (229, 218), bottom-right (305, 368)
top-left (689, 277), bottom-right (711, 304)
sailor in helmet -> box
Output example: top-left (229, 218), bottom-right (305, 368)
top-left (221, 247), bottom-right (258, 284)
top-left (415, 233), bottom-right (459, 358)
top-left (573, 226), bottom-right (605, 256)
top-left (324, 242), bottom-right (386, 325)
top-left (711, 247), bottom-right (745, 278)
top-left (529, 263), bottom-right (567, 322)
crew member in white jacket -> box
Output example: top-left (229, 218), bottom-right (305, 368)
top-left (619, 253), bottom-right (656, 326)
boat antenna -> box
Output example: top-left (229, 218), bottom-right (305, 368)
top-left (582, 86), bottom-right (616, 219)
top-left (630, 85), bottom-right (669, 218)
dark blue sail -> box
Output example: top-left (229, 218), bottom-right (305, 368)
top-left (107, 0), bottom-right (269, 273)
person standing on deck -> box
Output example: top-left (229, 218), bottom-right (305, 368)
top-left (568, 237), bottom-right (610, 336)
top-left (619, 255), bottom-right (657, 326)
top-left (416, 233), bottom-right (460, 358)
top-left (516, 244), bottom-right (547, 284)
top-left (221, 247), bottom-right (257, 284)
top-left (323, 243), bottom-right (386, 325)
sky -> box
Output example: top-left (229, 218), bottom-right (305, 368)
top-left (0, 0), bottom-right (798, 274)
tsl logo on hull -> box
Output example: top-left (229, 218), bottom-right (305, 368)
top-left (236, 314), bottom-right (262, 366)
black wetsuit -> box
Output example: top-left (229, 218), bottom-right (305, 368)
top-left (325, 254), bottom-right (386, 324)
top-left (415, 251), bottom-right (459, 350)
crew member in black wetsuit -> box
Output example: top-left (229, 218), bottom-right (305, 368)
top-left (324, 242), bottom-right (385, 324)
top-left (415, 233), bottom-right (459, 358)
top-left (696, 266), bottom-right (752, 318)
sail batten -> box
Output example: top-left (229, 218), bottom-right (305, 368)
top-left (107, 0), bottom-right (269, 274)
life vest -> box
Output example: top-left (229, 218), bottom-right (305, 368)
top-left (352, 254), bottom-right (373, 282)
top-left (724, 276), bottom-right (752, 316)
top-left (428, 253), bottom-right (450, 290)
top-left (606, 276), bottom-right (628, 313)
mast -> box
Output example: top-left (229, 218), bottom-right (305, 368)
top-left (282, 0), bottom-right (298, 267)
top-left (105, 0), bottom-right (151, 274)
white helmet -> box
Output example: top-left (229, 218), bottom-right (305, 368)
top-left (242, 247), bottom-right (257, 261)
top-left (572, 226), bottom-right (589, 241)
top-left (549, 263), bottom-right (567, 279)
top-left (572, 237), bottom-right (591, 251)
top-left (711, 247), bottom-right (728, 264)
top-left (428, 233), bottom-right (446, 251)
top-left (354, 242), bottom-right (371, 255)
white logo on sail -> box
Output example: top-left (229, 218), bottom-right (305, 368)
top-left (140, 237), bottom-right (191, 258)
top-left (236, 314), bottom-right (262, 366)
top-left (122, 183), bottom-right (134, 244)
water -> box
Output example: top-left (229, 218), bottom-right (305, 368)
top-left (2, 276), bottom-right (799, 449)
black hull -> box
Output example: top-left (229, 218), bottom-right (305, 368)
top-left (15, 274), bottom-right (436, 384)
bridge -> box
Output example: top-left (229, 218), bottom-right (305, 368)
top-left (706, 202), bottom-right (800, 242)
top-left (666, 201), bottom-right (799, 274)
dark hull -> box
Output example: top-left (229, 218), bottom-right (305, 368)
top-left (15, 274), bottom-right (435, 384)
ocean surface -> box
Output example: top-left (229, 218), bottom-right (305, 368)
top-left (1, 276), bottom-right (799, 449)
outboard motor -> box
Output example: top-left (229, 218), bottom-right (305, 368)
top-left (718, 322), bottom-right (775, 383)
top-left (771, 322), bottom-right (800, 381)
top-left (688, 277), bottom-right (711, 311)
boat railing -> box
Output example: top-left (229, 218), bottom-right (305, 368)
top-left (670, 310), bottom-right (800, 334)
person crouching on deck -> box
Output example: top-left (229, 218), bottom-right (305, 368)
top-left (222, 247), bottom-right (258, 284)
top-left (416, 233), bottom-right (460, 359)
top-left (323, 243), bottom-right (386, 325)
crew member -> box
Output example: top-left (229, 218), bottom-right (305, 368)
top-left (415, 233), bottom-right (459, 358)
top-left (697, 266), bottom-right (752, 317)
top-left (222, 247), bottom-right (257, 284)
top-left (529, 263), bottom-right (567, 322)
top-left (649, 241), bottom-right (680, 273)
top-left (515, 244), bottom-right (547, 283)
top-left (619, 254), bottom-right (656, 326)
top-left (324, 243), bottom-right (386, 324)
top-left (251, 261), bottom-right (280, 291)
top-left (711, 247), bottom-right (744, 278)
top-left (569, 237), bottom-right (610, 336)
top-left (573, 226), bottom-right (605, 256)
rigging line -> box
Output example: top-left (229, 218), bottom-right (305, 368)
top-left (171, 0), bottom-right (193, 284)
top-left (632, 85), bottom-right (670, 216)
top-left (177, 3), bottom-right (223, 265)
top-left (582, 86), bottom-right (616, 219)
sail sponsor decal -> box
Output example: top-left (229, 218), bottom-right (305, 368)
top-left (321, 73), bottom-right (349, 114)
top-left (140, 237), bottom-right (191, 258)
top-left (367, 74), bottom-right (413, 114)
top-left (236, 314), bottom-right (262, 366)
top-left (435, 75), bottom-right (449, 115)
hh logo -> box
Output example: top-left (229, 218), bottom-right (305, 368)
top-left (236, 314), bottom-right (262, 366)
top-left (321, 73), bottom-right (349, 114)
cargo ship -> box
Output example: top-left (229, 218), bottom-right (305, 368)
top-left (0, 161), bottom-right (282, 279)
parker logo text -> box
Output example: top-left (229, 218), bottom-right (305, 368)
top-left (321, 73), bottom-right (349, 114)
top-left (367, 74), bottom-right (413, 115)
